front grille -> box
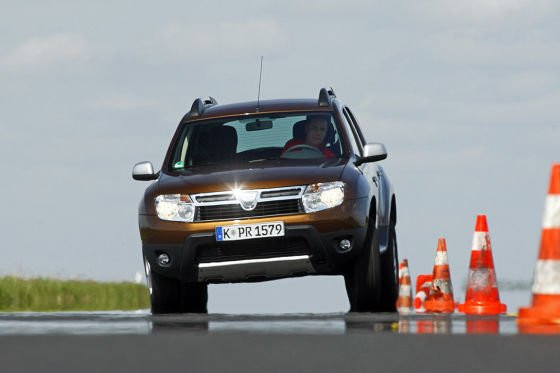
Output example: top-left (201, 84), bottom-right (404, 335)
top-left (195, 199), bottom-right (304, 222)
top-left (194, 194), bottom-right (235, 203)
top-left (197, 237), bottom-right (309, 263)
top-left (260, 188), bottom-right (301, 198)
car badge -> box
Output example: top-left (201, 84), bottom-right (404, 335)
top-left (238, 191), bottom-right (259, 211)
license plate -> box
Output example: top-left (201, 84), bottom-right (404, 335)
top-left (215, 221), bottom-right (285, 241)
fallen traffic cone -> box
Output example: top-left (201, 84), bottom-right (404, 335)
top-left (457, 215), bottom-right (507, 315)
top-left (519, 163), bottom-right (560, 325)
top-left (396, 259), bottom-right (413, 314)
top-left (414, 274), bottom-right (432, 313)
top-left (424, 238), bottom-right (455, 313)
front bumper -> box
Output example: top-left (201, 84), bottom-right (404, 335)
top-left (140, 198), bottom-right (369, 283)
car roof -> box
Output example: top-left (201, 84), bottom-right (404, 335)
top-left (183, 98), bottom-right (335, 122)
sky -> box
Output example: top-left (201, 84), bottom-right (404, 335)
top-left (0, 0), bottom-right (558, 313)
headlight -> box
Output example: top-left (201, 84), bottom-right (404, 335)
top-left (155, 194), bottom-right (195, 222)
top-left (302, 182), bottom-right (344, 213)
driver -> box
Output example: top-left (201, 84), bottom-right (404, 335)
top-left (281, 115), bottom-right (335, 158)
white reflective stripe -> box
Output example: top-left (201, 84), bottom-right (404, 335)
top-left (415, 291), bottom-right (427, 301)
top-left (397, 307), bottom-right (413, 314)
top-left (532, 260), bottom-right (560, 294)
top-left (543, 195), bottom-right (560, 229)
top-left (434, 251), bottom-right (448, 265)
top-left (399, 285), bottom-right (412, 297)
top-left (432, 279), bottom-right (453, 294)
top-left (471, 231), bottom-right (491, 251)
top-left (414, 290), bottom-right (428, 311)
top-left (399, 267), bottom-right (410, 278)
top-left (198, 255), bottom-right (310, 268)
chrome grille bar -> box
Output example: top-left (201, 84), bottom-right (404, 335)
top-left (191, 186), bottom-right (306, 207)
top-left (191, 185), bottom-right (306, 222)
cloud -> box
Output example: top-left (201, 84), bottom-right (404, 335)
top-left (93, 94), bottom-right (158, 111)
top-left (423, 33), bottom-right (560, 69)
top-left (0, 34), bottom-right (91, 71)
top-left (157, 20), bottom-right (288, 59)
top-left (439, 0), bottom-right (550, 21)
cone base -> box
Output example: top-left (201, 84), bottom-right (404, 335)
top-left (518, 305), bottom-right (560, 325)
top-left (397, 307), bottom-right (413, 314)
top-left (424, 299), bottom-right (455, 313)
top-left (457, 301), bottom-right (506, 315)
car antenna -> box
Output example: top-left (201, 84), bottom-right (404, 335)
top-left (256, 56), bottom-right (263, 112)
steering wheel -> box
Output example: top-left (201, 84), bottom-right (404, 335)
top-left (281, 144), bottom-right (324, 159)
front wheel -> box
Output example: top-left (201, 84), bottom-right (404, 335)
top-left (150, 271), bottom-right (180, 314)
top-left (180, 282), bottom-right (208, 313)
top-left (344, 219), bottom-right (383, 312)
top-left (150, 271), bottom-right (208, 314)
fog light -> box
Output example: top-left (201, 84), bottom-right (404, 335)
top-left (339, 239), bottom-right (352, 252)
top-left (158, 253), bottom-right (170, 266)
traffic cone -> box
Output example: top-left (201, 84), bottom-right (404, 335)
top-left (398, 261), bottom-right (406, 284)
top-left (396, 259), bottom-right (413, 314)
top-left (424, 238), bottom-right (455, 313)
top-left (519, 163), bottom-right (560, 325)
top-left (457, 215), bottom-right (507, 315)
top-left (414, 274), bottom-right (432, 313)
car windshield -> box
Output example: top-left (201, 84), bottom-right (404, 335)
top-left (170, 112), bottom-right (346, 169)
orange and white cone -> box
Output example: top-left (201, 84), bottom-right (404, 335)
top-left (398, 261), bottom-right (406, 284)
top-left (519, 163), bottom-right (560, 325)
top-left (396, 259), bottom-right (413, 314)
top-left (424, 238), bottom-right (455, 313)
top-left (414, 274), bottom-right (432, 313)
top-left (457, 215), bottom-right (506, 315)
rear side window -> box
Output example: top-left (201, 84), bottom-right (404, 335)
top-left (170, 112), bottom-right (347, 169)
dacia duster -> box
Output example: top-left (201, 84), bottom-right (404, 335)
top-left (133, 88), bottom-right (398, 314)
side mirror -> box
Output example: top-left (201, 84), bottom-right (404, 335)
top-left (355, 143), bottom-right (387, 166)
top-left (132, 161), bottom-right (159, 181)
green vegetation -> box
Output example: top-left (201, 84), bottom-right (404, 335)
top-left (0, 276), bottom-right (150, 312)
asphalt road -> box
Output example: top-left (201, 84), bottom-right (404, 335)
top-left (0, 313), bottom-right (559, 372)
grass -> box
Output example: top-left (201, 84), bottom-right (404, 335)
top-left (0, 276), bottom-right (150, 312)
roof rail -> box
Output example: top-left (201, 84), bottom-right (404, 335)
top-left (318, 87), bottom-right (336, 107)
top-left (188, 96), bottom-right (218, 118)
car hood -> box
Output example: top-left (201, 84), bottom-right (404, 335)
top-left (157, 158), bottom-right (348, 194)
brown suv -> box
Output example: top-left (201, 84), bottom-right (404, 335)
top-left (133, 88), bottom-right (398, 314)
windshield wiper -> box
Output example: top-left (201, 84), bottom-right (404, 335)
top-left (248, 157), bottom-right (279, 163)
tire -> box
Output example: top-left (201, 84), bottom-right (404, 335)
top-left (344, 218), bottom-right (383, 312)
top-left (150, 271), bottom-right (181, 314)
top-left (150, 271), bottom-right (208, 314)
top-left (180, 282), bottom-right (208, 313)
top-left (380, 223), bottom-right (399, 312)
